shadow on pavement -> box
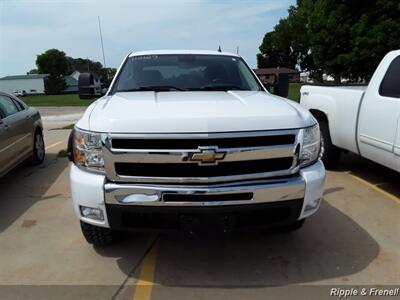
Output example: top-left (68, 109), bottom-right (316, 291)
top-left (94, 232), bottom-right (153, 276)
top-left (335, 152), bottom-right (400, 198)
top-left (102, 199), bottom-right (379, 287)
top-left (0, 154), bottom-right (69, 233)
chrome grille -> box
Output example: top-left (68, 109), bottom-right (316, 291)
top-left (103, 130), bottom-right (300, 184)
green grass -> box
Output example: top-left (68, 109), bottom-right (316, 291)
top-left (22, 94), bottom-right (95, 107)
top-left (288, 83), bottom-right (302, 102)
top-left (60, 123), bottom-right (75, 130)
top-left (57, 149), bottom-right (69, 158)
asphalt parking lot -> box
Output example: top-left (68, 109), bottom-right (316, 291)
top-left (0, 107), bottom-right (399, 300)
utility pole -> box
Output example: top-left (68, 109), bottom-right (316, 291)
top-left (98, 16), bottom-right (106, 69)
top-left (236, 46), bottom-right (239, 54)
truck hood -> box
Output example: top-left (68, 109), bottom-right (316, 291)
top-left (78, 91), bottom-right (314, 133)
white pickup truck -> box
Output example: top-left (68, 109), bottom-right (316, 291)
top-left (301, 50), bottom-right (400, 172)
top-left (69, 50), bottom-right (325, 246)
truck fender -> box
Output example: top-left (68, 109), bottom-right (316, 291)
top-left (300, 90), bottom-right (337, 143)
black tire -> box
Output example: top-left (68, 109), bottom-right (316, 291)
top-left (276, 219), bottom-right (306, 232)
top-left (319, 121), bottom-right (341, 168)
top-left (30, 129), bottom-right (45, 165)
top-left (80, 221), bottom-right (116, 247)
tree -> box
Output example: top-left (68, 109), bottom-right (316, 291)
top-left (99, 67), bottom-right (117, 86)
top-left (343, 0), bottom-right (400, 81)
top-left (257, 13), bottom-right (298, 69)
top-left (308, 0), bottom-right (400, 82)
top-left (27, 69), bottom-right (38, 75)
top-left (66, 57), bottom-right (103, 74)
top-left (257, 0), bottom-right (400, 82)
top-left (257, 1), bottom-right (322, 80)
top-left (34, 49), bottom-right (117, 92)
top-left (36, 49), bottom-right (69, 75)
top-left (36, 49), bottom-right (68, 94)
top-left (66, 57), bottom-right (116, 86)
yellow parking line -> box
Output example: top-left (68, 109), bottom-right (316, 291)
top-left (133, 239), bottom-right (159, 300)
top-left (348, 173), bottom-right (400, 205)
top-left (45, 141), bottom-right (64, 151)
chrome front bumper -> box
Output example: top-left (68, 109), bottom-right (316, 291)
top-left (70, 160), bottom-right (325, 228)
top-left (104, 176), bottom-right (305, 207)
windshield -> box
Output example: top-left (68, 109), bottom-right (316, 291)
top-left (112, 54), bottom-right (262, 92)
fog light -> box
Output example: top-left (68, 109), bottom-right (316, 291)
top-left (80, 206), bottom-right (104, 221)
top-left (305, 198), bottom-right (321, 212)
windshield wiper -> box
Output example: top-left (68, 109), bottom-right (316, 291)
top-left (118, 85), bottom-right (186, 92)
top-left (189, 85), bottom-right (247, 91)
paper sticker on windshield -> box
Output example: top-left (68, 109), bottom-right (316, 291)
top-left (133, 55), bottom-right (158, 60)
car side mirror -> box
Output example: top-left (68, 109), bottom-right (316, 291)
top-left (273, 73), bottom-right (289, 98)
top-left (78, 73), bottom-right (97, 99)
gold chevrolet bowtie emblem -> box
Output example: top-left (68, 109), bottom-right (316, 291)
top-left (189, 147), bottom-right (226, 165)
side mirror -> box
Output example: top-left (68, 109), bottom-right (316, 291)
top-left (273, 73), bottom-right (289, 98)
top-left (101, 88), bottom-right (108, 96)
top-left (78, 73), bottom-right (97, 99)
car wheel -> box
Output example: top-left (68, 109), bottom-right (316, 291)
top-left (31, 130), bottom-right (45, 164)
top-left (80, 221), bottom-right (117, 247)
top-left (319, 121), bottom-right (341, 168)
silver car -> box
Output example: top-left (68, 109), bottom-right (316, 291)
top-left (0, 91), bottom-right (45, 177)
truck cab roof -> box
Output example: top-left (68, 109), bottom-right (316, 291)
top-left (128, 49), bottom-right (240, 57)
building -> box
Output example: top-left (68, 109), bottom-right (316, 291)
top-left (0, 71), bottom-right (102, 95)
top-left (63, 71), bottom-right (101, 94)
top-left (253, 68), bottom-right (300, 85)
top-left (300, 71), bottom-right (311, 83)
top-left (0, 74), bottom-right (48, 95)
top-left (63, 74), bottom-right (79, 93)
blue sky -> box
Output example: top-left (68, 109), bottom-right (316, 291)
top-left (0, 0), bottom-right (295, 77)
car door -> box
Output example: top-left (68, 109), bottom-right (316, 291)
top-left (10, 96), bottom-right (35, 154)
top-left (0, 108), bottom-right (13, 175)
top-left (358, 55), bottom-right (400, 171)
top-left (0, 95), bottom-right (28, 173)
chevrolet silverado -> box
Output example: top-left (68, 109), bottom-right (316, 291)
top-left (69, 50), bottom-right (325, 246)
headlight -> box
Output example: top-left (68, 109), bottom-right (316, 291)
top-left (299, 123), bottom-right (320, 167)
top-left (72, 128), bottom-right (105, 172)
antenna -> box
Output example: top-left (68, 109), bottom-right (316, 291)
top-left (236, 46), bottom-right (239, 54)
top-left (218, 46), bottom-right (222, 52)
top-left (98, 16), bottom-right (106, 69)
